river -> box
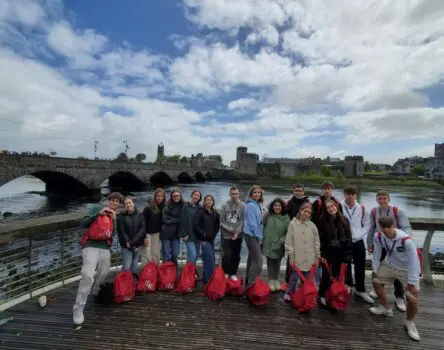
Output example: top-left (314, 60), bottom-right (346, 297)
top-left (1, 175), bottom-right (444, 252)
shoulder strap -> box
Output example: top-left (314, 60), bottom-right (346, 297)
top-left (291, 264), bottom-right (307, 282)
top-left (401, 236), bottom-right (411, 247)
top-left (392, 206), bottom-right (399, 227)
top-left (360, 204), bottom-right (365, 227)
top-left (317, 198), bottom-right (322, 214)
top-left (377, 231), bottom-right (382, 242)
top-left (339, 263), bottom-right (347, 282)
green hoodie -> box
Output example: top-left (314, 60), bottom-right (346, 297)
top-left (80, 205), bottom-right (118, 250)
top-left (262, 214), bottom-right (290, 259)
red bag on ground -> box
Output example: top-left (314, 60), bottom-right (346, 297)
top-left (291, 264), bottom-right (318, 312)
top-left (246, 277), bottom-right (271, 306)
top-left (80, 214), bottom-right (113, 247)
top-left (226, 276), bottom-right (244, 296)
top-left (176, 262), bottom-right (197, 293)
top-left (136, 261), bottom-right (158, 293)
top-left (322, 259), bottom-right (350, 311)
top-left (114, 271), bottom-right (135, 304)
top-left (204, 267), bottom-right (227, 301)
top-left (157, 261), bottom-right (177, 290)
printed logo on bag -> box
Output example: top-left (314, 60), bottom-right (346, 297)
top-left (145, 281), bottom-right (155, 291)
top-left (123, 296), bottom-right (131, 302)
top-left (166, 283), bottom-right (174, 289)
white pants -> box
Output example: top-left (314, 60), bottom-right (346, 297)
top-left (140, 233), bottom-right (161, 266)
top-left (73, 247), bottom-right (111, 311)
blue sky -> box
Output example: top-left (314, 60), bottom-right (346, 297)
top-left (0, 0), bottom-right (443, 164)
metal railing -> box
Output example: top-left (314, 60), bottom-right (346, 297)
top-left (0, 221), bottom-right (443, 311)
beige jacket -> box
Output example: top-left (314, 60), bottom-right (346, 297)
top-left (285, 218), bottom-right (320, 271)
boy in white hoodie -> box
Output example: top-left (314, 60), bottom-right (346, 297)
top-left (369, 216), bottom-right (421, 341)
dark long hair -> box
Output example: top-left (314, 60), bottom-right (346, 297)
top-left (324, 199), bottom-right (349, 240)
top-left (150, 188), bottom-right (166, 213)
top-left (167, 189), bottom-right (184, 206)
top-left (268, 198), bottom-right (286, 215)
top-left (203, 194), bottom-right (216, 212)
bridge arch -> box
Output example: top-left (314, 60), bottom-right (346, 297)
top-left (177, 171), bottom-right (194, 184)
top-left (195, 172), bottom-right (206, 183)
top-left (149, 171), bottom-right (174, 186)
top-left (31, 171), bottom-right (90, 196)
top-left (108, 171), bottom-right (146, 193)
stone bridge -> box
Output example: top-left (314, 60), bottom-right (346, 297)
top-left (0, 154), bottom-right (224, 195)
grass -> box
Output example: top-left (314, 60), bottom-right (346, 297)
top-left (253, 174), bottom-right (443, 188)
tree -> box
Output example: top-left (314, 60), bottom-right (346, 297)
top-left (364, 161), bottom-right (371, 172)
top-left (116, 152), bottom-right (128, 161)
top-left (320, 165), bottom-right (331, 177)
top-left (412, 165), bottom-right (425, 176)
top-left (169, 154), bottom-right (181, 163)
top-left (135, 153), bottom-right (147, 163)
top-left (180, 156), bottom-right (188, 164)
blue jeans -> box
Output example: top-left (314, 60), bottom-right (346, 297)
top-left (286, 268), bottom-right (321, 295)
top-left (201, 241), bottom-right (215, 283)
top-left (161, 238), bottom-right (180, 269)
top-left (186, 240), bottom-right (201, 263)
top-left (121, 247), bottom-right (141, 275)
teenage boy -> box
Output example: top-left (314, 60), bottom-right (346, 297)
top-left (367, 190), bottom-right (412, 311)
top-left (220, 187), bottom-right (245, 281)
top-left (369, 216), bottom-right (421, 341)
top-left (341, 185), bottom-right (374, 304)
top-left (73, 192), bottom-right (123, 326)
top-left (284, 183), bottom-right (310, 283)
top-left (312, 180), bottom-right (342, 227)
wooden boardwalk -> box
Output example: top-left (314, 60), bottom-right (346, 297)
top-left (1, 274), bottom-right (444, 350)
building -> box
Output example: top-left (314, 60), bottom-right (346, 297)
top-left (433, 143), bottom-right (444, 180)
top-left (235, 146), bottom-right (259, 175)
top-left (156, 142), bottom-right (164, 162)
top-left (344, 156), bottom-right (364, 177)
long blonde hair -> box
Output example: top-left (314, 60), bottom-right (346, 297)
top-left (247, 184), bottom-right (264, 203)
top-left (150, 188), bottom-right (166, 213)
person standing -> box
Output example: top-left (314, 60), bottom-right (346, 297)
top-left (262, 198), bottom-right (290, 291)
top-left (141, 188), bottom-right (166, 266)
top-left (180, 190), bottom-right (202, 264)
top-left (118, 197), bottom-right (146, 277)
top-left (73, 192), bottom-right (123, 326)
top-left (243, 185), bottom-right (264, 287)
top-left (341, 185), bottom-right (374, 304)
top-left (220, 187), bottom-right (245, 281)
top-left (312, 181), bottom-right (342, 228)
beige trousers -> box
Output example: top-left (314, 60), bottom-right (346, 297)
top-left (140, 233), bottom-right (161, 266)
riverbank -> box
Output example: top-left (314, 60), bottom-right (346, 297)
top-left (250, 175), bottom-right (443, 188)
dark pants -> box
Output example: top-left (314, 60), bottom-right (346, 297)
top-left (245, 235), bottom-right (263, 287)
top-left (221, 238), bottom-right (243, 276)
top-left (285, 257), bottom-right (291, 283)
top-left (352, 240), bottom-right (366, 293)
top-left (381, 248), bottom-right (404, 299)
top-left (201, 241), bottom-right (215, 283)
top-left (319, 260), bottom-right (353, 297)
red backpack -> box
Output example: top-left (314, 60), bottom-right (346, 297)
top-left (291, 264), bottom-right (318, 313)
top-left (136, 262), bottom-right (158, 293)
top-left (80, 214), bottom-right (113, 247)
top-left (226, 277), bottom-right (244, 297)
top-left (157, 261), bottom-right (177, 291)
top-left (204, 267), bottom-right (227, 301)
top-left (114, 271), bottom-right (135, 304)
top-left (246, 277), bottom-right (271, 306)
top-left (376, 232), bottom-right (423, 276)
top-left (321, 259), bottom-right (350, 311)
top-left (176, 262), bottom-right (197, 294)
top-left (371, 206), bottom-right (399, 228)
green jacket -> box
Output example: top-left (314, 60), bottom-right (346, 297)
top-left (80, 205), bottom-right (118, 250)
top-left (262, 214), bottom-right (290, 259)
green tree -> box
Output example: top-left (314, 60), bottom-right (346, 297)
top-left (135, 153), bottom-right (147, 163)
top-left (116, 152), bottom-right (128, 161)
top-left (320, 165), bottom-right (331, 177)
top-left (336, 170), bottom-right (344, 179)
top-left (169, 154), bottom-right (181, 163)
top-left (412, 165), bottom-right (425, 176)
top-left (364, 161), bottom-right (371, 172)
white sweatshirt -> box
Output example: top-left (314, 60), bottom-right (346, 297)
top-left (340, 200), bottom-right (370, 243)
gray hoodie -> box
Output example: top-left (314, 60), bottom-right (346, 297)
top-left (219, 200), bottom-right (245, 239)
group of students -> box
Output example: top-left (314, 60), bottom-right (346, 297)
top-left (72, 181), bottom-right (422, 342)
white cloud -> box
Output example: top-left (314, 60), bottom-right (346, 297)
top-left (227, 98), bottom-right (257, 110)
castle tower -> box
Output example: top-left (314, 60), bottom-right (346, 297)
top-left (236, 146), bottom-right (247, 169)
top-left (157, 142), bottom-right (164, 161)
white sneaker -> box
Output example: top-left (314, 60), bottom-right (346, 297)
top-left (369, 305), bottom-right (393, 317)
top-left (230, 275), bottom-right (238, 281)
top-left (369, 290), bottom-right (378, 299)
top-left (396, 297), bottom-right (407, 312)
top-left (274, 280), bottom-right (281, 291)
top-left (355, 291), bottom-right (375, 304)
top-left (405, 320), bottom-right (420, 341)
top-left (73, 307), bottom-right (84, 325)
top-left (320, 297), bottom-right (327, 306)
top-left (268, 280), bottom-right (276, 292)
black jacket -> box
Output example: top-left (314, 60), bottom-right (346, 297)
top-left (143, 204), bottom-right (164, 234)
top-left (194, 207), bottom-right (220, 242)
top-left (161, 202), bottom-right (183, 241)
top-left (318, 214), bottom-right (353, 263)
top-left (286, 196), bottom-right (310, 220)
top-left (312, 196), bottom-right (343, 227)
top-left (117, 209), bottom-right (146, 248)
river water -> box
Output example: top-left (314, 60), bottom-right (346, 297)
top-left (1, 176), bottom-right (444, 252)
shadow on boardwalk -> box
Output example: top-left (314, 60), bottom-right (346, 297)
top-left (1, 271), bottom-right (444, 350)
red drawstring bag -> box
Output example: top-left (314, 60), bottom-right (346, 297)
top-left (322, 258), bottom-right (350, 311)
top-left (176, 262), bottom-right (197, 294)
top-left (157, 261), bottom-right (177, 291)
top-left (114, 271), bottom-right (135, 304)
top-left (136, 262), bottom-right (158, 293)
top-left (226, 277), bottom-right (244, 297)
top-left (246, 277), bottom-right (271, 306)
top-left (291, 264), bottom-right (318, 312)
top-left (80, 214), bottom-right (113, 247)
top-left (204, 267), bottom-right (227, 301)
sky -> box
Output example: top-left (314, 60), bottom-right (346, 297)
top-left (0, 0), bottom-right (443, 165)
